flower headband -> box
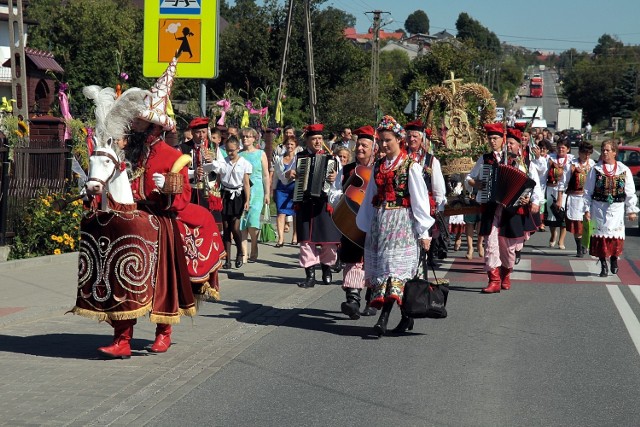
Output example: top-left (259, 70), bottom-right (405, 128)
top-left (377, 115), bottom-right (406, 140)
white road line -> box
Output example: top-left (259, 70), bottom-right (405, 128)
top-left (512, 259), bottom-right (531, 280)
top-left (570, 260), bottom-right (621, 283)
top-left (628, 285), bottom-right (640, 305)
top-left (606, 285), bottom-right (640, 356)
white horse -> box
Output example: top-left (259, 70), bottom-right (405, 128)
top-left (85, 141), bottom-right (134, 209)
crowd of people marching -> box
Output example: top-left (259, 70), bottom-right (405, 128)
top-left (71, 58), bottom-right (638, 358)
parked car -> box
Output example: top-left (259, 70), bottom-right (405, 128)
top-left (616, 145), bottom-right (640, 187)
top-left (563, 128), bottom-right (583, 147)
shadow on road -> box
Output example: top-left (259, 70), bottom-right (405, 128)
top-left (0, 333), bottom-right (153, 359)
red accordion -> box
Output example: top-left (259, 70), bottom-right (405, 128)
top-left (478, 163), bottom-right (536, 208)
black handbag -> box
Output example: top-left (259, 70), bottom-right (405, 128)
top-left (401, 251), bottom-right (449, 319)
top-left (549, 196), bottom-right (565, 222)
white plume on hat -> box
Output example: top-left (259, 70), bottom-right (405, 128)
top-left (138, 56), bottom-right (178, 131)
top-left (83, 85), bottom-right (149, 147)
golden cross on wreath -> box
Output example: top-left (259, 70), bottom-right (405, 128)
top-left (442, 71), bottom-right (464, 95)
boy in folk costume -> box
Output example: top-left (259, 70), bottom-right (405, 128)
top-left (72, 57), bottom-right (224, 359)
top-left (286, 124), bottom-right (342, 288)
top-left (465, 123), bottom-right (540, 293)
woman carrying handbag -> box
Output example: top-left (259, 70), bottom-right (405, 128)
top-left (356, 116), bottom-right (434, 337)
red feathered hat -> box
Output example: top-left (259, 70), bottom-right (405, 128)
top-left (484, 122), bottom-right (504, 137)
top-left (354, 125), bottom-right (375, 141)
top-left (506, 127), bottom-right (522, 142)
top-left (305, 123), bottom-right (324, 136)
top-left (188, 117), bottom-right (209, 130)
top-left (514, 121), bottom-right (527, 130)
top-left (404, 119), bottom-right (424, 132)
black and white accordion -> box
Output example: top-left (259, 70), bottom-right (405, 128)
top-left (293, 154), bottom-right (338, 202)
top-left (477, 163), bottom-right (536, 208)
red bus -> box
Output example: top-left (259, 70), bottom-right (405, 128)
top-left (529, 77), bottom-right (543, 97)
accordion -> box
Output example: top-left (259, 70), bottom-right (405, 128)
top-left (293, 154), bottom-right (338, 202)
top-left (477, 163), bottom-right (536, 208)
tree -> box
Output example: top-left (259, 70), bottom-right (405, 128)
top-left (455, 13), bottom-right (501, 55)
top-left (593, 34), bottom-right (624, 57)
top-left (404, 10), bottom-right (429, 35)
top-left (611, 67), bottom-right (638, 118)
top-left (27, 0), bottom-right (144, 116)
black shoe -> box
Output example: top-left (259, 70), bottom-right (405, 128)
top-left (361, 306), bottom-right (378, 316)
top-left (373, 302), bottom-right (393, 337)
top-left (320, 264), bottom-right (332, 285)
top-left (599, 258), bottom-right (608, 277)
top-left (298, 267), bottom-right (316, 288)
top-left (223, 259), bottom-right (232, 269)
top-left (610, 256), bottom-right (619, 274)
top-left (235, 256), bottom-right (243, 269)
top-left (340, 288), bottom-right (361, 320)
top-left (391, 316), bottom-right (414, 334)
top-left (331, 260), bottom-right (343, 273)
top-left (514, 250), bottom-right (521, 265)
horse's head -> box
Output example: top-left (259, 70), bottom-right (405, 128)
top-left (85, 139), bottom-right (122, 195)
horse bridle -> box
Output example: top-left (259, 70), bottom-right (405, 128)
top-left (86, 149), bottom-right (120, 189)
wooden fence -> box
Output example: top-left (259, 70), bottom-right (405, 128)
top-left (0, 137), bottom-right (71, 245)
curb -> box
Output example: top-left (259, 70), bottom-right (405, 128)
top-left (0, 252), bottom-right (78, 273)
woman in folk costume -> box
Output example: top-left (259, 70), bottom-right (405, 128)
top-left (73, 57), bottom-right (224, 359)
top-left (583, 140), bottom-right (638, 277)
top-left (534, 138), bottom-right (574, 249)
top-left (565, 142), bottom-right (595, 258)
top-left (356, 116), bottom-right (434, 337)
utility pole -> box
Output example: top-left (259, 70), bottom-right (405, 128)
top-left (275, 0), bottom-right (294, 125)
top-left (8, 0), bottom-right (28, 119)
top-left (303, 0), bottom-right (317, 123)
top-left (366, 10), bottom-right (389, 121)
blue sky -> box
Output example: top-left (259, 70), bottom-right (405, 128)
top-left (231, 0), bottom-right (640, 53)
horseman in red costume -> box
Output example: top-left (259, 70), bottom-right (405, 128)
top-left (72, 57), bottom-right (224, 359)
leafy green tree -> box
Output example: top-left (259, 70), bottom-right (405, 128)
top-left (611, 67), bottom-right (638, 118)
top-left (404, 10), bottom-right (429, 35)
top-left (455, 13), bottom-right (501, 55)
top-left (27, 0), bottom-right (144, 116)
top-left (593, 34), bottom-right (624, 57)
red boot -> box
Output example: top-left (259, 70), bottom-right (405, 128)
top-left (149, 324), bottom-right (172, 353)
top-left (500, 266), bottom-right (512, 290)
top-left (97, 319), bottom-right (135, 359)
top-left (482, 268), bottom-right (502, 293)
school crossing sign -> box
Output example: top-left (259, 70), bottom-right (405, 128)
top-left (143, 0), bottom-right (219, 78)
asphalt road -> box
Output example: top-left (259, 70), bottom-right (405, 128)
top-left (148, 225), bottom-right (640, 427)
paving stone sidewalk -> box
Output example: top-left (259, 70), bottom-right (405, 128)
top-left (0, 240), bottom-right (336, 426)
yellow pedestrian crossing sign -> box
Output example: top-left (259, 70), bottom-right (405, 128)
top-left (144, 0), bottom-right (218, 78)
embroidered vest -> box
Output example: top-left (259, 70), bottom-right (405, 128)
top-left (372, 157), bottom-right (413, 208)
top-left (567, 164), bottom-right (588, 193)
top-left (592, 169), bottom-right (626, 203)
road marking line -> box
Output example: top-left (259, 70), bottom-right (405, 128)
top-left (570, 260), bottom-right (621, 283)
top-left (628, 285), bottom-right (640, 305)
top-left (512, 259), bottom-right (531, 280)
top-left (606, 285), bottom-right (640, 356)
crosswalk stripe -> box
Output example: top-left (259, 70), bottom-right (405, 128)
top-left (512, 259), bottom-right (531, 280)
top-left (606, 285), bottom-right (640, 356)
top-left (569, 260), bottom-right (621, 283)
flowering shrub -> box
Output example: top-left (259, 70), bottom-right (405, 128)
top-left (9, 190), bottom-right (83, 260)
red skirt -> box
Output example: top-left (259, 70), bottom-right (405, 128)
top-left (589, 236), bottom-right (624, 258)
top-left (565, 218), bottom-right (583, 235)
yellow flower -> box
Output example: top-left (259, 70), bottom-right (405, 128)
top-left (56, 236), bottom-right (64, 243)
top-left (42, 199), bottom-right (50, 207)
top-left (51, 234), bottom-right (58, 241)
top-left (63, 233), bottom-right (70, 239)
top-left (72, 213), bottom-right (78, 218)
top-left (53, 249), bottom-right (61, 255)
top-left (70, 242), bottom-right (75, 250)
